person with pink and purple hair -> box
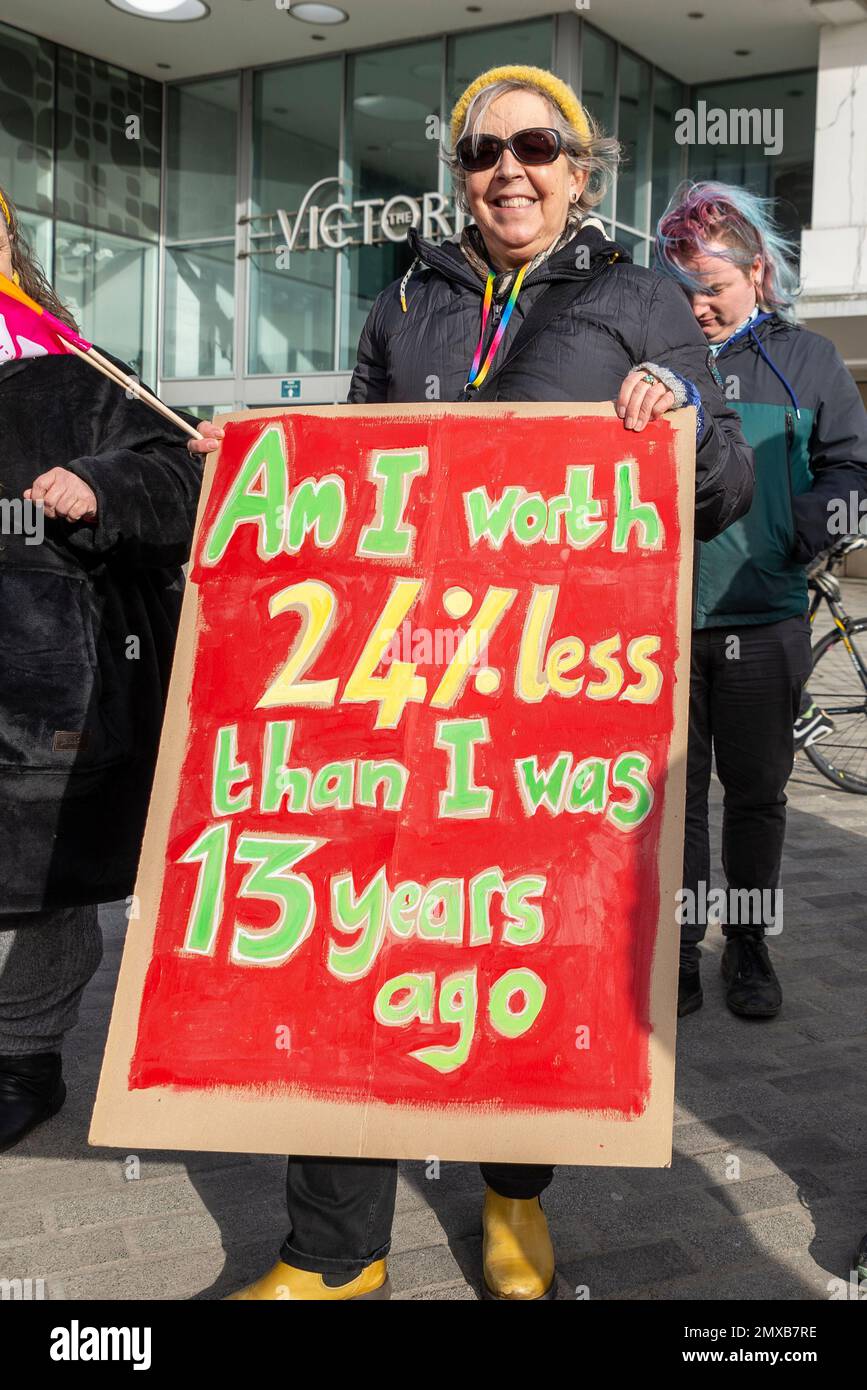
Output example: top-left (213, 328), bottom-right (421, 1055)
top-left (656, 180), bottom-right (867, 1021)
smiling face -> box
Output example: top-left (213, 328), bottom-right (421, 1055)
top-left (464, 89), bottom-right (587, 272)
top-left (683, 240), bottom-right (763, 343)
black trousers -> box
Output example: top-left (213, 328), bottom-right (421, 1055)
top-left (681, 614), bottom-right (812, 966)
top-left (280, 1157), bottom-right (554, 1275)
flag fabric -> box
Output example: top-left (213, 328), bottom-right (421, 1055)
top-left (0, 271), bottom-right (91, 363)
top-left (0, 269), bottom-right (201, 440)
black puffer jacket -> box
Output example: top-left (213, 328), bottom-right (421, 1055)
top-left (0, 352), bottom-right (201, 917)
top-left (350, 224), bottom-right (755, 542)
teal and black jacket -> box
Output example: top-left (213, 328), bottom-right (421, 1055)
top-left (696, 312), bottom-right (867, 628)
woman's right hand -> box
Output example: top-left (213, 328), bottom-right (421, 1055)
top-left (616, 370), bottom-right (677, 431)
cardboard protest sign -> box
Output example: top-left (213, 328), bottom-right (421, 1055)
top-left (91, 403), bottom-right (694, 1166)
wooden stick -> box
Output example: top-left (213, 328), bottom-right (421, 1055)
top-left (87, 346), bottom-right (201, 438)
top-left (63, 341), bottom-right (204, 441)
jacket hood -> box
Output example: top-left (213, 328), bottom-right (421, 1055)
top-left (406, 223), bottom-right (632, 294)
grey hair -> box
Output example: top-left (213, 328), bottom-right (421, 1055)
top-left (443, 79), bottom-right (620, 222)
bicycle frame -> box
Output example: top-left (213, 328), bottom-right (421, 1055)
top-left (808, 562), bottom-right (867, 715)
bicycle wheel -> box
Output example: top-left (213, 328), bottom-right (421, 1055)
top-left (804, 616), bottom-right (867, 793)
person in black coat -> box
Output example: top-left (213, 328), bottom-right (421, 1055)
top-left (0, 185), bottom-right (202, 1152)
top-left (194, 65), bottom-right (755, 1303)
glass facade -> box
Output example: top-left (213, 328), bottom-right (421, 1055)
top-left (686, 71), bottom-right (817, 248)
top-left (0, 14), bottom-right (819, 408)
top-left (578, 29), bottom-right (688, 266)
top-left (339, 39), bottom-right (444, 369)
top-left (0, 21), bottom-right (162, 382)
top-left (249, 58), bottom-right (341, 375)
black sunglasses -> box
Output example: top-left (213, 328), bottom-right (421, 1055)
top-left (456, 126), bottom-right (568, 173)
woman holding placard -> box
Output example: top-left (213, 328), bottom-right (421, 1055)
top-left (194, 64), bottom-right (755, 1302)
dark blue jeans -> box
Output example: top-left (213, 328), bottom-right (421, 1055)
top-left (681, 614), bottom-right (812, 966)
top-left (281, 1158), bottom-right (553, 1276)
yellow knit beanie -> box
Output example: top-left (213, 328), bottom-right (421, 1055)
top-left (450, 65), bottom-right (591, 148)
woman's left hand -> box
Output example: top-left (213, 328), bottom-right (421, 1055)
top-left (188, 420), bottom-right (224, 456)
top-left (616, 370), bottom-right (676, 431)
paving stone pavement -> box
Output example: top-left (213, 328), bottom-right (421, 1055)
top-left (1, 584), bottom-right (865, 1303)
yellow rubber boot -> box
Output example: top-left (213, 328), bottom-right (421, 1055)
top-left (226, 1258), bottom-right (389, 1301)
top-left (482, 1189), bottom-right (556, 1300)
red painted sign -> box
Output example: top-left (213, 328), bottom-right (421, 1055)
top-left (125, 404), bottom-right (685, 1116)
top-left (92, 404), bottom-right (692, 1164)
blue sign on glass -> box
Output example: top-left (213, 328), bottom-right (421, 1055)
top-left (281, 378), bottom-right (302, 399)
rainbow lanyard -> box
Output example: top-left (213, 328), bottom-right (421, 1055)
top-left (466, 261), bottom-right (530, 391)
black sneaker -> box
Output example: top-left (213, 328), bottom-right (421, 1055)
top-left (794, 703), bottom-right (835, 753)
top-left (721, 935), bottom-right (782, 1019)
top-left (678, 964), bottom-right (703, 1017)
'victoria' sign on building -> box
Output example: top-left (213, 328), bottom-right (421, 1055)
top-left (250, 177), bottom-right (470, 255)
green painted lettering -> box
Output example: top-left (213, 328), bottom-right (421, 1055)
top-left (310, 761), bottom-right (354, 811)
top-left (204, 425), bottom-right (286, 564)
top-left (613, 461), bottom-right (662, 551)
top-left (260, 721), bottom-right (311, 813)
top-left (178, 822), bottom-right (230, 956)
top-left (328, 868), bottom-right (388, 980)
top-left (358, 449), bottom-right (427, 557)
top-left (388, 881), bottom-right (422, 937)
top-left (418, 879), bottom-right (464, 942)
top-left (436, 717), bottom-right (493, 818)
top-left (502, 877), bottom-right (546, 945)
top-left (285, 476), bottom-right (345, 552)
top-left (567, 757), bottom-right (609, 814)
top-left (231, 834), bottom-right (323, 965)
top-left (469, 868), bottom-right (505, 945)
top-left (464, 486), bottom-right (522, 547)
top-left (212, 725), bottom-right (252, 817)
top-left (411, 970), bottom-right (478, 1073)
top-left (374, 972), bottom-right (435, 1026)
top-left (488, 968), bottom-right (546, 1037)
top-left (358, 760), bottom-right (408, 811)
top-left (515, 753), bottom-right (571, 815)
top-left (563, 466), bottom-right (606, 548)
top-left (608, 752), bottom-right (654, 828)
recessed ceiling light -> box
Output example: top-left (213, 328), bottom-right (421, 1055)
top-left (687, 10), bottom-right (704, 16)
top-left (157, 62), bottom-right (172, 68)
top-left (286, 3), bottom-right (348, 22)
top-left (107, 0), bottom-right (210, 20)
top-left (734, 48), bottom-right (751, 55)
